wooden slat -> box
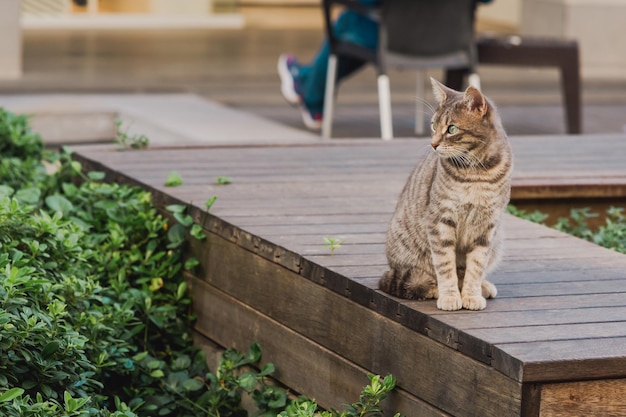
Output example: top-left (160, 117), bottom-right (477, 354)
top-left (463, 321), bottom-right (626, 345)
top-left (539, 379), bottom-right (626, 417)
top-left (494, 337), bottom-right (626, 382)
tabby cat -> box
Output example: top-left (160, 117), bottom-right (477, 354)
top-left (379, 78), bottom-right (513, 311)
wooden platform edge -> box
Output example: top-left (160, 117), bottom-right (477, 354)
top-left (184, 229), bottom-right (523, 417)
top-left (187, 274), bottom-right (452, 417)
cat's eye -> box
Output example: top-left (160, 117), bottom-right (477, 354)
top-left (447, 125), bottom-right (459, 135)
top-left (430, 122), bottom-right (436, 132)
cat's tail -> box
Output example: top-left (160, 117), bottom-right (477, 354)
top-left (379, 268), bottom-right (437, 300)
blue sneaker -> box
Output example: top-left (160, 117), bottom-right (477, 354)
top-left (277, 54), bottom-right (301, 105)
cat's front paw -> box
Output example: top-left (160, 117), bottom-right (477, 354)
top-left (462, 295), bottom-right (487, 310)
top-left (437, 294), bottom-right (463, 311)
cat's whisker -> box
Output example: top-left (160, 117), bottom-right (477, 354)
top-left (446, 146), bottom-right (489, 172)
top-left (464, 151), bottom-right (488, 171)
top-left (448, 149), bottom-right (469, 169)
top-left (414, 97), bottom-right (436, 116)
top-left (417, 143), bottom-right (434, 155)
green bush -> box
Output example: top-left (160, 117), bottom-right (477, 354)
top-left (0, 111), bottom-right (277, 416)
top-left (280, 374), bottom-right (401, 417)
top-left (554, 207), bottom-right (626, 254)
top-left (0, 109), bottom-right (402, 417)
top-left (0, 109), bottom-right (45, 191)
top-left (0, 158), bottom-right (283, 416)
top-left (509, 204), bottom-right (626, 254)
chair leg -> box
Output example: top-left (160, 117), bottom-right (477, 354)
top-left (415, 70), bottom-right (425, 135)
top-left (377, 74), bottom-right (393, 140)
top-left (561, 47), bottom-right (582, 134)
top-left (322, 54), bottom-right (338, 139)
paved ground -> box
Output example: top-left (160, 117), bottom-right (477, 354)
top-left (1, 7), bottom-right (625, 143)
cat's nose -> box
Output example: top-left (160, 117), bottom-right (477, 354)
top-left (431, 143), bottom-right (439, 150)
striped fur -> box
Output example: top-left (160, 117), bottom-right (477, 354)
top-left (379, 78), bottom-right (513, 311)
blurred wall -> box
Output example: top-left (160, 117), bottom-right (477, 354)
top-left (477, 0), bottom-right (522, 31)
top-left (0, 1), bottom-right (22, 79)
top-left (522, 0), bottom-right (626, 79)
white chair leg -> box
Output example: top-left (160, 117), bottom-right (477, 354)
top-left (377, 74), bottom-right (393, 140)
top-left (468, 72), bottom-right (481, 90)
top-left (322, 54), bottom-right (338, 139)
top-left (415, 70), bottom-right (425, 135)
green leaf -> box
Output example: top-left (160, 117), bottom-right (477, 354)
top-left (165, 204), bottom-right (186, 213)
top-left (164, 171), bottom-right (183, 187)
top-left (204, 196), bottom-right (218, 211)
top-left (184, 258), bottom-right (199, 271)
top-left (45, 195), bottom-right (74, 216)
top-left (71, 160), bottom-right (82, 173)
top-left (238, 372), bottom-right (257, 391)
top-left (0, 185), bottom-right (14, 198)
top-left (87, 171), bottom-right (106, 180)
top-left (173, 212), bottom-right (194, 227)
top-left (259, 362), bottom-right (275, 376)
top-left (132, 351), bottom-right (149, 362)
top-left (41, 383), bottom-right (53, 398)
top-left (0, 388), bottom-right (24, 402)
top-left (190, 224), bottom-right (206, 240)
top-left (42, 341), bottom-right (60, 358)
top-left (216, 176), bottom-right (231, 185)
top-left (245, 341), bottom-right (262, 364)
top-left (150, 370), bottom-right (165, 378)
top-left (167, 223), bottom-right (186, 248)
top-left (15, 187), bottom-right (41, 205)
top-left (268, 390), bottom-right (287, 409)
top-left (172, 355), bottom-right (191, 371)
top-left (176, 281), bottom-right (188, 301)
top-left (181, 378), bottom-right (204, 392)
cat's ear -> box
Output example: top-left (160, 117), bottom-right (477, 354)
top-left (430, 77), bottom-right (457, 105)
top-left (463, 86), bottom-right (488, 115)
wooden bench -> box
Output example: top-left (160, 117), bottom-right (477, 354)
top-left (72, 133), bottom-right (626, 417)
top-left (447, 36), bottom-right (582, 134)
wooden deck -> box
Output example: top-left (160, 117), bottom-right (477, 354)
top-left (72, 133), bottom-right (626, 417)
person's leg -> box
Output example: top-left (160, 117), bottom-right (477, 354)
top-left (277, 8), bottom-right (379, 129)
top-left (298, 10), bottom-right (379, 113)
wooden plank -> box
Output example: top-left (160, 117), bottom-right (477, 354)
top-left (492, 261), bottom-right (626, 278)
top-left (493, 337), bottom-right (626, 382)
top-left (475, 292), bottom-right (626, 311)
top-left (328, 264), bottom-right (626, 286)
top-left (539, 379), bottom-right (626, 417)
top-left (406, 306), bottom-right (626, 371)
top-left (219, 214), bottom-right (392, 227)
top-left (495, 279), bottom-right (626, 298)
top-left (189, 231), bottom-right (523, 416)
top-left (423, 306), bottom-right (626, 329)
top-left (209, 200), bottom-right (396, 217)
top-left (462, 321), bottom-right (626, 345)
top-left (188, 276), bottom-right (451, 417)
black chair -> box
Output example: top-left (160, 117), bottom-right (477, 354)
top-left (322, 0), bottom-right (480, 140)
